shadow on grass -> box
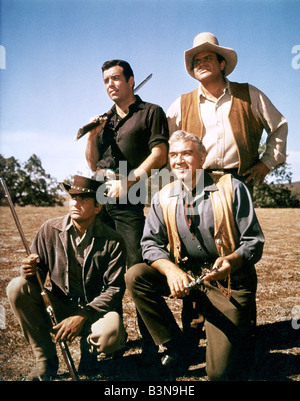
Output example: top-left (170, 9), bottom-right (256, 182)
top-left (249, 320), bottom-right (300, 381)
top-left (66, 319), bottom-right (299, 382)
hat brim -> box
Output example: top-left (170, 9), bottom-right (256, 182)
top-left (185, 42), bottom-right (237, 78)
top-left (60, 182), bottom-right (98, 195)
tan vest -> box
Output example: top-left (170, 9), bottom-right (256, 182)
top-left (158, 174), bottom-right (239, 266)
top-left (180, 83), bottom-right (264, 175)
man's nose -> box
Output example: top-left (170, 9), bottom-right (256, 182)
top-left (175, 153), bottom-right (184, 163)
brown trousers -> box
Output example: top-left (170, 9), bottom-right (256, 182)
top-left (7, 277), bottom-right (126, 363)
top-left (126, 263), bottom-right (257, 381)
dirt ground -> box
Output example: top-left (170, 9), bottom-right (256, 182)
top-left (0, 206), bottom-right (299, 382)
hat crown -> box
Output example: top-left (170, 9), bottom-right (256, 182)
top-left (60, 174), bottom-right (103, 195)
top-left (193, 32), bottom-right (219, 48)
top-left (185, 31), bottom-right (237, 78)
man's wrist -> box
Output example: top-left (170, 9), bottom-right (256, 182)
top-left (126, 172), bottom-right (140, 188)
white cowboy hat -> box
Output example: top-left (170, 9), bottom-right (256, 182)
top-left (185, 32), bottom-right (238, 78)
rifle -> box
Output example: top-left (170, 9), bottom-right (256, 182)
top-left (0, 178), bottom-right (79, 381)
top-left (75, 73), bottom-right (153, 141)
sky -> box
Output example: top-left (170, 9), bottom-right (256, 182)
top-left (0, 0), bottom-right (300, 182)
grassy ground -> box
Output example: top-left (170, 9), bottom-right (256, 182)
top-left (0, 206), bottom-right (299, 381)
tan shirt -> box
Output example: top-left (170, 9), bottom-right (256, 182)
top-left (167, 81), bottom-right (287, 170)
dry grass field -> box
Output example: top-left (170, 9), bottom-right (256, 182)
top-left (0, 205), bottom-right (299, 382)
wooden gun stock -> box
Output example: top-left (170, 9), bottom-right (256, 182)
top-left (0, 177), bottom-right (79, 381)
top-left (75, 73), bottom-right (152, 141)
top-left (75, 110), bottom-right (113, 141)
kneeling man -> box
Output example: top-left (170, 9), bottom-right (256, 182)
top-left (7, 175), bottom-right (127, 380)
top-left (126, 131), bottom-right (264, 380)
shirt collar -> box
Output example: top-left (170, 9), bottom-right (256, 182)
top-left (169, 171), bottom-right (218, 199)
top-left (198, 79), bottom-right (230, 101)
top-left (66, 218), bottom-right (96, 243)
top-left (111, 94), bottom-right (145, 115)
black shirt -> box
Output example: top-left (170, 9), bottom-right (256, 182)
top-left (96, 95), bottom-right (169, 173)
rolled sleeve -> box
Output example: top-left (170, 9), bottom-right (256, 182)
top-left (148, 106), bottom-right (170, 150)
top-left (249, 85), bottom-right (288, 170)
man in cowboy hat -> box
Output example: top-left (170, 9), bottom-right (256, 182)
top-left (167, 32), bottom-right (288, 189)
top-left (7, 175), bottom-right (127, 380)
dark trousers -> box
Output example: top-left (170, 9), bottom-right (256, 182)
top-left (99, 203), bottom-right (155, 346)
top-left (98, 203), bottom-right (145, 268)
top-left (126, 263), bottom-right (257, 381)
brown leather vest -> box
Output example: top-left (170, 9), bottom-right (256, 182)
top-left (180, 83), bottom-right (264, 175)
top-left (158, 174), bottom-right (239, 266)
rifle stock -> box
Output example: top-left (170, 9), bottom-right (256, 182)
top-left (0, 178), bottom-right (79, 381)
top-left (75, 73), bottom-right (152, 141)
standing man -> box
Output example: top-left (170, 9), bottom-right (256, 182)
top-left (126, 131), bottom-right (265, 380)
top-left (167, 32), bottom-right (287, 189)
top-left (7, 175), bottom-right (127, 380)
top-left (85, 59), bottom-right (169, 268)
top-left (85, 59), bottom-right (169, 354)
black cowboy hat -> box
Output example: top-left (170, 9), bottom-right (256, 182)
top-left (60, 175), bottom-right (104, 195)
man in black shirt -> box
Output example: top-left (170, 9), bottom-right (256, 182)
top-left (86, 60), bottom-right (169, 268)
top-left (85, 60), bottom-right (169, 356)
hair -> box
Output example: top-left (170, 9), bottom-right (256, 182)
top-left (169, 130), bottom-right (207, 155)
top-left (101, 59), bottom-right (134, 82)
top-left (216, 54), bottom-right (226, 78)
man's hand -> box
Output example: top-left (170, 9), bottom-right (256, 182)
top-left (243, 161), bottom-right (270, 187)
top-left (204, 253), bottom-right (243, 282)
top-left (105, 178), bottom-right (128, 199)
top-left (53, 315), bottom-right (87, 343)
top-left (105, 175), bottom-right (138, 199)
top-left (88, 115), bottom-right (108, 138)
top-left (85, 115), bottom-right (108, 171)
top-left (21, 254), bottom-right (40, 277)
top-left (166, 267), bottom-right (193, 299)
top-left (151, 259), bottom-right (194, 299)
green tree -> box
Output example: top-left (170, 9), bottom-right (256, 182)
top-left (253, 161), bottom-right (300, 208)
top-left (0, 155), bottom-right (25, 204)
top-left (0, 154), bottom-right (65, 206)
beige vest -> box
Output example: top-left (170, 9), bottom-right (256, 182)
top-left (180, 83), bottom-right (264, 175)
top-left (158, 174), bottom-right (239, 266)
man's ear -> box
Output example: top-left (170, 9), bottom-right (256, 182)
top-left (95, 204), bottom-right (103, 215)
top-left (220, 59), bottom-right (226, 72)
top-left (201, 151), bottom-right (207, 167)
top-left (129, 75), bottom-right (135, 90)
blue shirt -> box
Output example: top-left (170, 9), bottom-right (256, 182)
top-left (141, 173), bottom-right (264, 271)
